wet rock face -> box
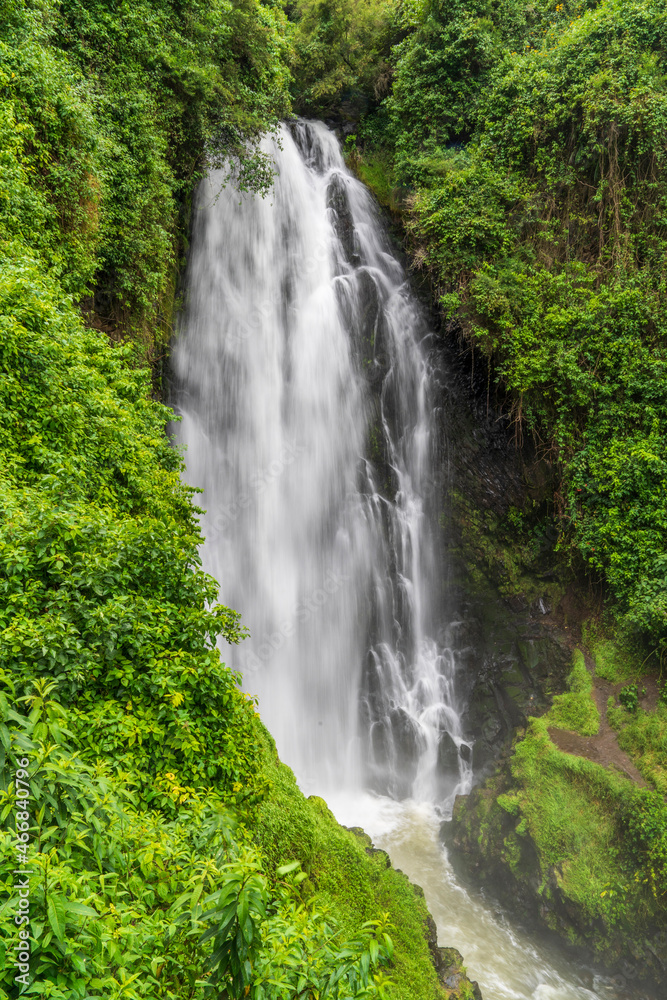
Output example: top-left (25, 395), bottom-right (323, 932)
top-left (327, 172), bottom-right (358, 265)
top-left (355, 268), bottom-right (390, 382)
top-left (288, 120), bottom-right (328, 172)
top-left (390, 707), bottom-right (426, 798)
top-left (456, 620), bottom-right (570, 780)
top-left (437, 730), bottom-right (459, 773)
top-left (365, 704), bottom-right (429, 799)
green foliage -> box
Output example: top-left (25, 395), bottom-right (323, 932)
top-left (369, 0), bottom-right (667, 654)
top-left (544, 649), bottom-right (599, 736)
top-left (289, 0), bottom-right (397, 115)
top-left (619, 684), bottom-right (639, 713)
top-left (200, 855), bottom-right (393, 999)
top-left (386, 0), bottom-right (540, 183)
top-left (348, 147), bottom-right (397, 210)
top-left (1, 0), bottom-right (291, 343)
top-left (0, 252), bottom-right (258, 798)
top-left (620, 786), bottom-right (667, 901)
top-left (0, 694), bottom-right (395, 999)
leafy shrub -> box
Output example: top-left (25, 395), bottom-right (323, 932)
top-left (619, 684), bottom-right (639, 713)
top-left (290, 0), bottom-right (397, 115)
top-left (0, 691), bottom-right (393, 999)
top-left (1, 0), bottom-right (291, 341)
top-left (620, 786), bottom-right (667, 902)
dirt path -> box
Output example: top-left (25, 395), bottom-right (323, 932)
top-left (547, 653), bottom-right (651, 786)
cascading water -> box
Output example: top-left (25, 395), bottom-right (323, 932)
top-left (173, 121), bottom-right (637, 1000)
top-left (173, 119), bottom-right (471, 808)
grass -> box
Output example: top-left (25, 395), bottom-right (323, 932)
top-left (582, 622), bottom-right (667, 794)
top-left (510, 716), bottom-right (637, 929)
top-left (456, 630), bottom-right (667, 965)
top-left (608, 702), bottom-right (667, 795)
top-left (543, 649), bottom-right (600, 736)
top-left (249, 719), bottom-right (445, 1000)
top-left (582, 621), bottom-right (645, 684)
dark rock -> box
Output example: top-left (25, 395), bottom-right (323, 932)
top-left (390, 707), bottom-right (426, 763)
top-left (437, 730), bottom-right (460, 773)
top-left (370, 717), bottom-right (391, 764)
top-left (326, 171), bottom-right (357, 265)
top-left (389, 707), bottom-right (426, 796)
top-left (354, 268), bottom-right (389, 379)
top-left (288, 119), bottom-right (329, 173)
top-left (426, 922), bottom-right (484, 998)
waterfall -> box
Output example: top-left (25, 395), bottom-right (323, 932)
top-left (172, 120), bottom-right (635, 1000)
top-left (173, 120), bottom-right (472, 809)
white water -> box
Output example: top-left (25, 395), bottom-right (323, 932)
top-left (329, 794), bottom-right (629, 1000)
top-left (174, 119), bottom-right (470, 805)
top-left (173, 122), bottom-right (638, 1000)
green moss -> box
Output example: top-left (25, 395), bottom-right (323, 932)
top-left (250, 721), bottom-right (444, 1000)
top-left (544, 649), bottom-right (599, 737)
top-left (497, 792), bottom-right (520, 816)
top-left (502, 831), bottom-right (522, 872)
top-left (449, 488), bottom-right (565, 609)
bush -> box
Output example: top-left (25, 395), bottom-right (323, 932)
top-left (373, 0), bottom-right (667, 652)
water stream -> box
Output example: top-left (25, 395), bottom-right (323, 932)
top-left (173, 121), bottom-right (633, 1000)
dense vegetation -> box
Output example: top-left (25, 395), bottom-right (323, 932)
top-left (0, 2), bottom-right (448, 998)
top-left (1, 0), bottom-right (290, 355)
top-left (329, 0), bottom-right (667, 661)
top-left (4, 0), bottom-right (667, 990)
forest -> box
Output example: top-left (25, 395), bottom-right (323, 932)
top-left (1, 0), bottom-right (666, 997)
